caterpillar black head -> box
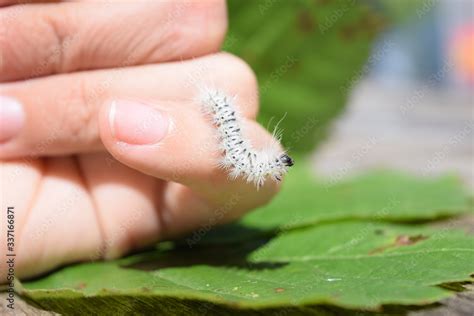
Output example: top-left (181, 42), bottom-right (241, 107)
top-left (280, 154), bottom-right (294, 167)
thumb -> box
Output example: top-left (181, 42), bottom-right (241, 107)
top-left (98, 98), bottom-right (280, 205)
top-left (99, 98), bottom-right (219, 187)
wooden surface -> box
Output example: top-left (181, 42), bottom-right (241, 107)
top-left (312, 80), bottom-right (473, 191)
top-left (0, 295), bottom-right (57, 315)
top-left (312, 80), bottom-right (474, 316)
top-left (1, 80), bottom-right (473, 315)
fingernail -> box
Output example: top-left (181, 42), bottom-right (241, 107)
top-left (0, 96), bottom-right (25, 143)
top-left (109, 100), bottom-right (169, 145)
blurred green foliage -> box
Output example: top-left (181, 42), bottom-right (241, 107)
top-left (378, 0), bottom-right (428, 24)
top-left (225, 0), bottom-right (386, 153)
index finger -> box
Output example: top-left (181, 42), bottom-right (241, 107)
top-left (0, 0), bottom-right (58, 7)
top-left (0, 0), bottom-right (227, 82)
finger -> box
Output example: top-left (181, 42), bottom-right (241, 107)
top-left (0, 0), bottom-right (58, 7)
top-left (98, 100), bottom-right (280, 236)
top-left (99, 100), bottom-right (265, 188)
top-left (74, 152), bottom-right (165, 260)
top-left (0, 0), bottom-right (227, 82)
top-left (0, 158), bottom-right (42, 282)
top-left (0, 157), bottom-right (103, 280)
top-left (0, 53), bottom-right (258, 157)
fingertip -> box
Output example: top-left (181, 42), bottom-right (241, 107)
top-left (0, 96), bottom-right (25, 145)
top-left (98, 99), bottom-right (177, 181)
top-left (100, 99), bottom-right (170, 145)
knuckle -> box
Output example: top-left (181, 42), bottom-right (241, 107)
top-left (57, 78), bottom-right (97, 146)
top-left (0, 9), bottom-right (54, 80)
top-left (0, 5), bottom-right (77, 81)
top-left (43, 9), bottom-right (73, 74)
top-left (0, 10), bottom-right (24, 78)
top-left (169, 0), bottom-right (228, 55)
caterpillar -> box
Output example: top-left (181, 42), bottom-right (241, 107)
top-left (200, 88), bottom-right (293, 188)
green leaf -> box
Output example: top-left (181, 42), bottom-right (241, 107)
top-left (22, 221), bottom-right (474, 315)
top-left (198, 162), bottom-right (472, 244)
top-left (378, 0), bottom-right (428, 24)
top-left (245, 165), bottom-right (470, 227)
top-left (225, 0), bottom-right (386, 153)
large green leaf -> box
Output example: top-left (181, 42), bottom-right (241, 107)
top-left (22, 221), bottom-right (474, 315)
top-left (225, 0), bottom-right (386, 153)
top-left (197, 162), bottom-right (472, 244)
top-left (243, 165), bottom-right (470, 228)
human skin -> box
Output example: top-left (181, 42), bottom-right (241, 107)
top-left (0, 0), bottom-right (281, 281)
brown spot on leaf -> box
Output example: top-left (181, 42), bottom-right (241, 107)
top-left (395, 234), bottom-right (427, 246)
top-left (298, 11), bottom-right (315, 33)
top-left (338, 12), bottom-right (388, 41)
top-left (75, 282), bottom-right (87, 289)
top-left (339, 25), bottom-right (356, 40)
top-left (358, 13), bottom-right (388, 39)
top-left (275, 287), bottom-right (285, 293)
top-left (369, 234), bottom-right (428, 255)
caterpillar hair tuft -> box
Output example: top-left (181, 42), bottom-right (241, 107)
top-left (200, 88), bottom-right (293, 188)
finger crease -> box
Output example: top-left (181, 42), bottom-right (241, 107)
top-left (73, 156), bottom-right (107, 260)
top-left (44, 13), bottom-right (68, 74)
top-left (18, 158), bottom-right (46, 258)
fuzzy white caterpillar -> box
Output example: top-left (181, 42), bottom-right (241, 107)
top-left (200, 89), bottom-right (293, 188)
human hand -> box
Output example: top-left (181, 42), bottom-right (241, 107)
top-left (0, 1), bottom-right (281, 280)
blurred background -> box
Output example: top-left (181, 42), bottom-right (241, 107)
top-left (225, 0), bottom-right (473, 190)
